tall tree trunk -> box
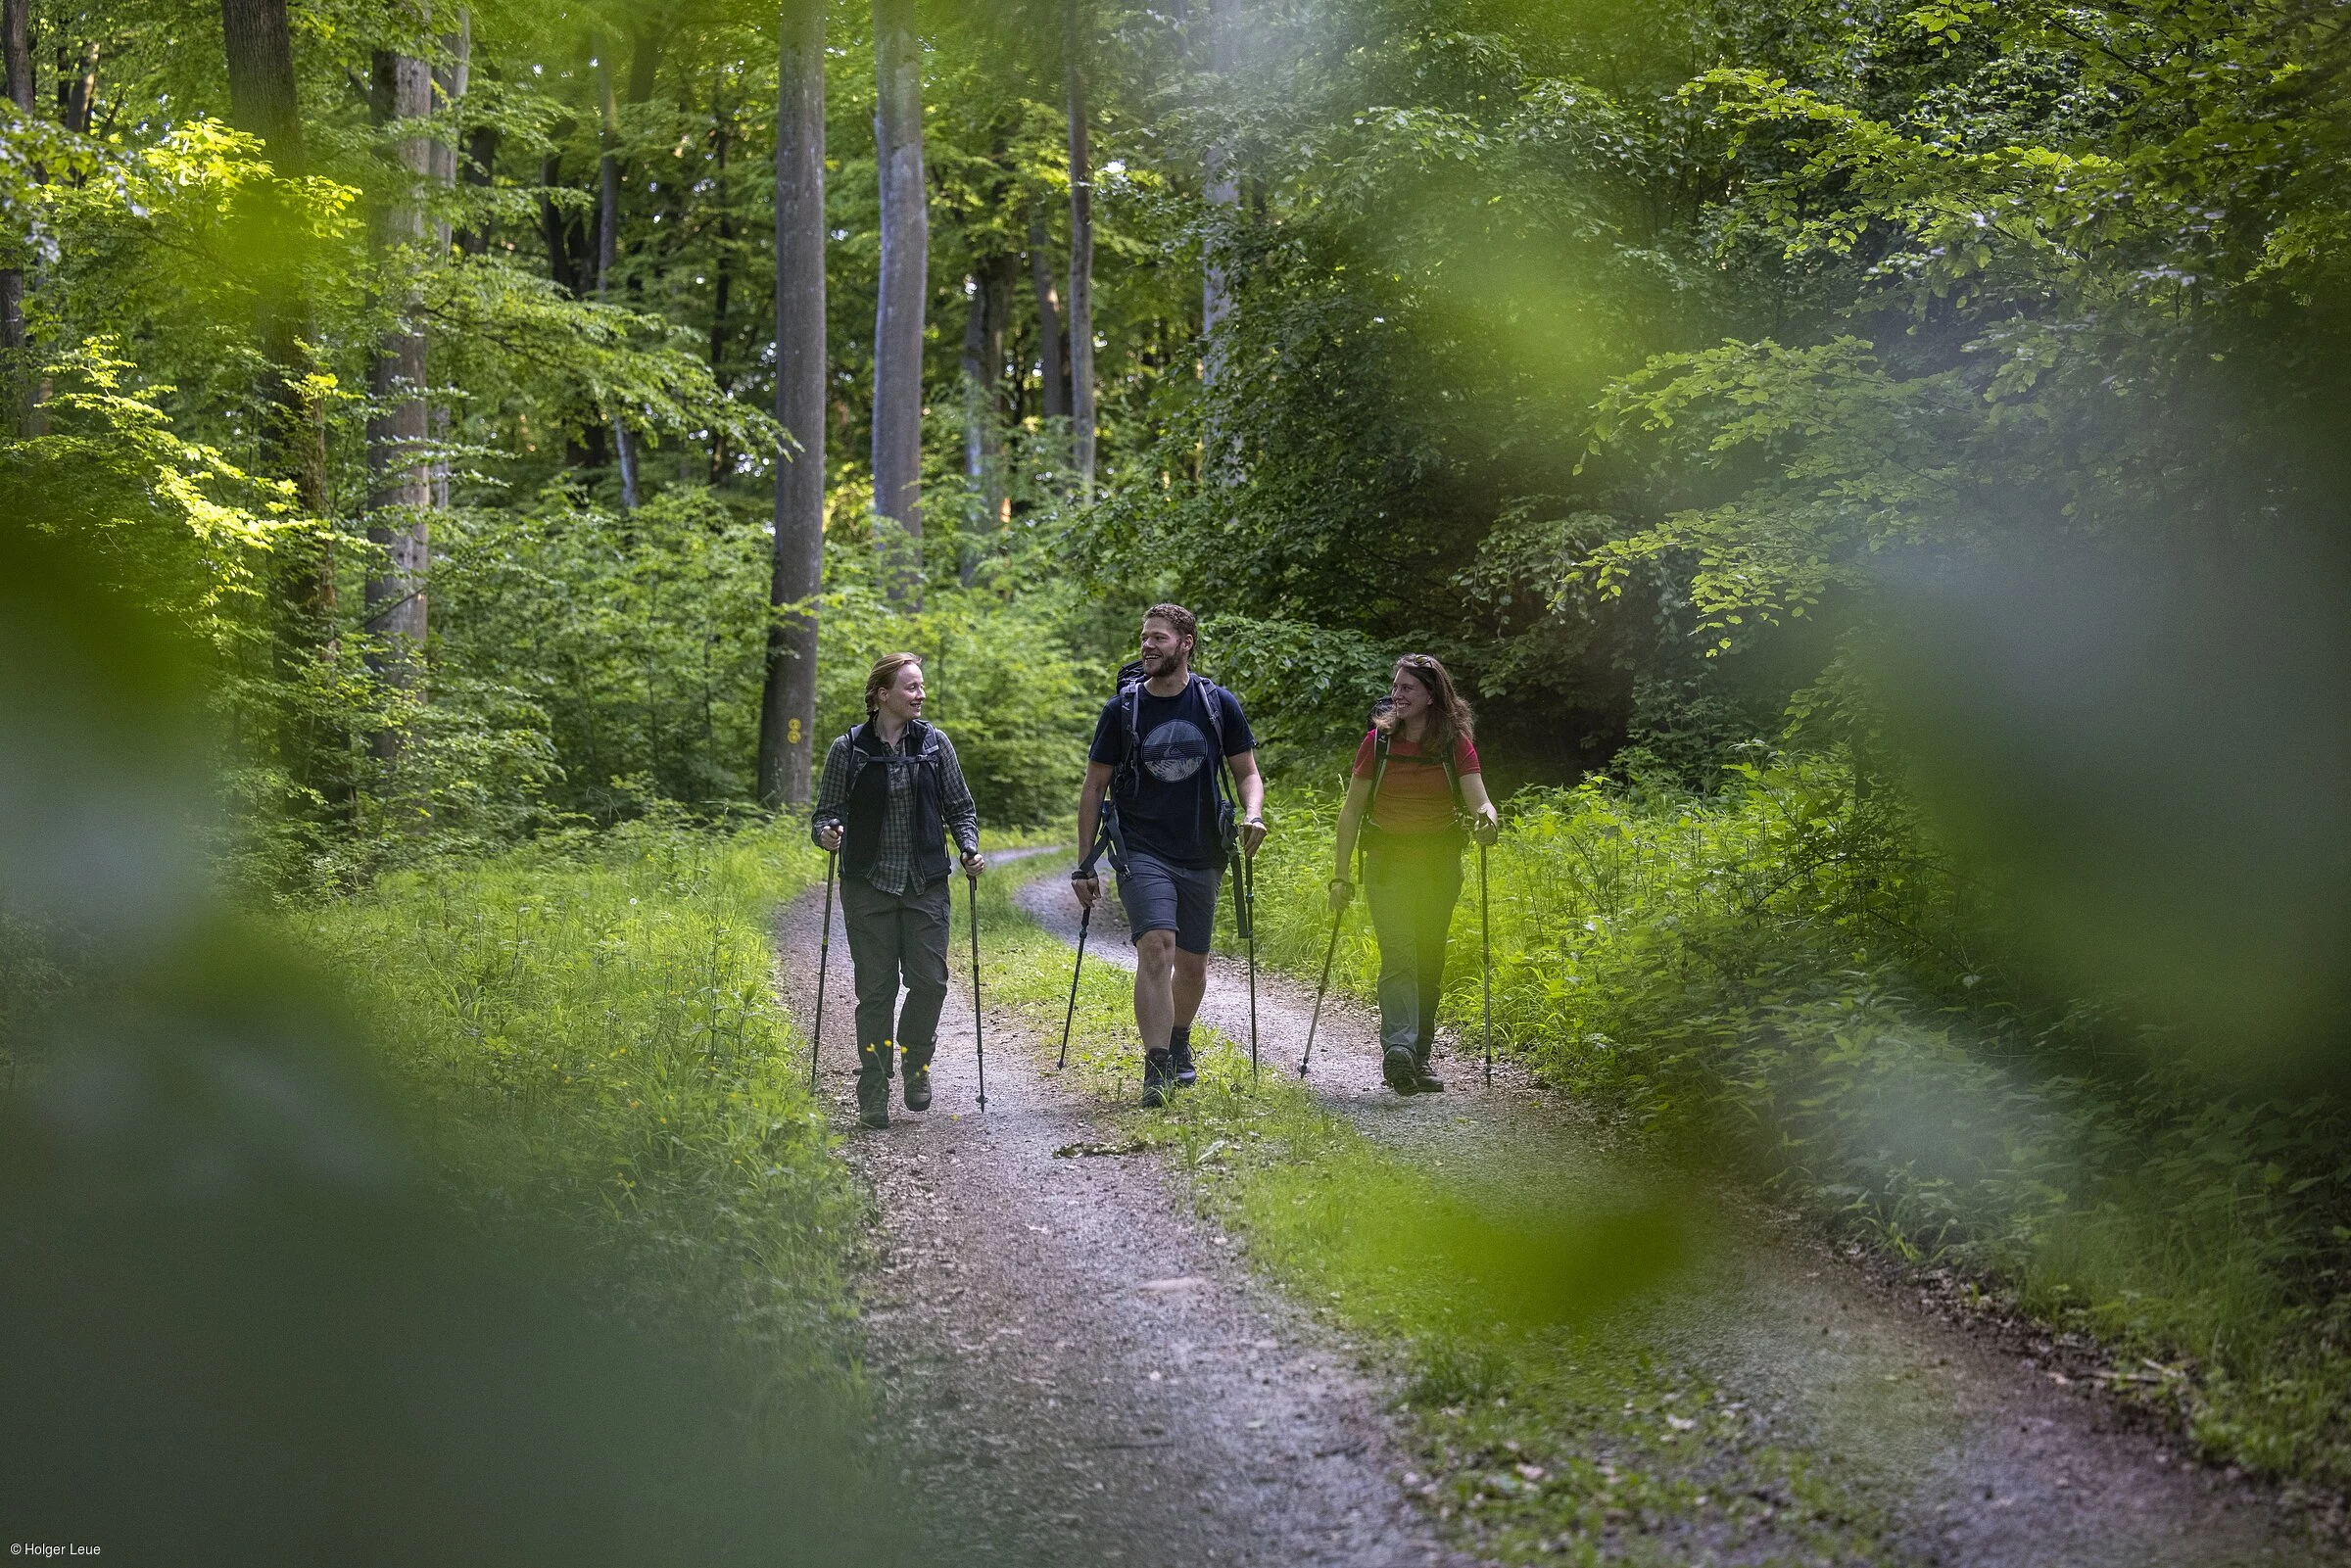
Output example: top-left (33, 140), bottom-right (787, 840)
top-left (2, 0), bottom-right (33, 422)
top-left (366, 47), bottom-right (433, 763)
top-left (708, 81), bottom-right (734, 481)
top-left (428, 15), bottom-right (467, 509)
top-left (1064, 0), bottom-right (1096, 499)
top-left (597, 52), bottom-right (639, 509)
top-left (871, 0), bottom-right (927, 596)
top-left (1202, 0), bottom-right (1240, 387)
top-left (58, 40), bottom-right (96, 133)
top-left (960, 256), bottom-right (1013, 580)
top-left (456, 119), bottom-right (498, 255)
top-left (1027, 206), bottom-right (1069, 421)
top-left (428, 15), bottom-right (467, 252)
top-left (758, 0), bottom-right (826, 808)
top-left (982, 255), bottom-right (1013, 521)
top-left (220, 0), bottom-right (333, 598)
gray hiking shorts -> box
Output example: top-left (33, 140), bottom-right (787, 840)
top-left (1116, 850), bottom-right (1223, 955)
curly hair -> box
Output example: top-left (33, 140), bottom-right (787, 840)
top-left (1143, 602), bottom-right (1198, 651)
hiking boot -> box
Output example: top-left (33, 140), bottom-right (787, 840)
top-left (1382, 1045), bottom-right (1420, 1096)
top-left (1140, 1049), bottom-right (1176, 1109)
top-left (856, 1042), bottom-right (893, 1129)
top-left (1169, 1027), bottom-right (1197, 1088)
top-left (902, 1061), bottom-right (933, 1112)
top-left (1412, 1045), bottom-right (1446, 1094)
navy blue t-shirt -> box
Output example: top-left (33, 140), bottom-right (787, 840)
top-left (1090, 677), bottom-right (1256, 869)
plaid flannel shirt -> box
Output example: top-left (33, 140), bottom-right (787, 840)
top-left (813, 723), bottom-right (980, 895)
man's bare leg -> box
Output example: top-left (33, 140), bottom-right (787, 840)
top-left (1172, 949), bottom-right (1207, 1030)
top-left (1134, 928), bottom-right (1176, 1052)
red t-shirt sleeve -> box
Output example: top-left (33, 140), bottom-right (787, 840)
top-left (1350, 730), bottom-right (1379, 778)
top-left (1455, 736), bottom-right (1481, 774)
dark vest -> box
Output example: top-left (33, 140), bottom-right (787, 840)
top-left (840, 719), bottom-right (949, 883)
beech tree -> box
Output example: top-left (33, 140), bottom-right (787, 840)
top-left (871, 0), bottom-right (927, 594)
top-left (759, 0), bottom-right (827, 806)
top-left (0, 0), bottom-right (28, 400)
top-left (1063, 0), bottom-right (1095, 498)
top-left (364, 43), bottom-right (432, 749)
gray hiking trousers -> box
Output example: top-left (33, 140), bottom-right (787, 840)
top-left (840, 875), bottom-right (951, 1070)
top-left (1363, 832), bottom-right (1463, 1055)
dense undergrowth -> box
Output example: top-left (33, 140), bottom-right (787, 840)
top-left (1236, 761), bottom-right (2351, 1495)
top-left (300, 819), bottom-right (865, 1406)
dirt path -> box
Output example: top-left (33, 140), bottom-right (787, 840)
top-left (1014, 867), bottom-right (2335, 1568)
top-left (771, 855), bottom-right (1474, 1568)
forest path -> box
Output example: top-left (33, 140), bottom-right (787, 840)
top-left (771, 850), bottom-right (1473, 1568)
top-left (1015, 862), bottom-right (2336, 1568)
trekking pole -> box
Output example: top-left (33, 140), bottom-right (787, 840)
top-left (1244, 846), bottom-right (1260, 1079)
top-left (1297, 905), bottom-right (1343, 1076)
top-left (967, 867), bottom-right (987, 1113)
top-left (1479, 837), bottom-right (1493, 1089)
top-left (1056, 899), bottom-right (1092, 1070)
top-left (808, 844), bottom-right (839, 1091)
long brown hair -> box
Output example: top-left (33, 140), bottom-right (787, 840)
top-left (1375, 653), bottom-right (1474, 757)
top-left (864, 652), bottom-right (923, 718)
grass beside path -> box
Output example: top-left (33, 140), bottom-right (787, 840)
top-left (1229, 773), bottom-right (2351, 1499)
top-left (302, 819), bottom-right (864, 1406)
top-left (972, 853), bottom-right (1900, 1566)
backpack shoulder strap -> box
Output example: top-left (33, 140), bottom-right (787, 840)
top-left (1197, 677), bottom-right (1236, 805)
top-left (1114, 685), bottom-right (1142, 795)
top-left (1367, 727), bottom-right (1394, 812)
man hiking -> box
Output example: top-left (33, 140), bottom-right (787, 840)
top-left (1073, 605), bottom-right (1266, 1106)
top-left (813, 652), bottom-right (984, 1129)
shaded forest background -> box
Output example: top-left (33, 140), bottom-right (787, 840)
top-left (8, 0), bottom-right (2351, 1522)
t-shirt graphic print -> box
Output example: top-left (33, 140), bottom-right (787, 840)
top-left (1141, 718), bottom-right (1209, 783)
top-left (1090, 677), bottom-right (1256, 869)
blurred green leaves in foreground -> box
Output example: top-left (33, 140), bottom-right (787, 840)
top-left (0, 527), bottom-right (900, 1563)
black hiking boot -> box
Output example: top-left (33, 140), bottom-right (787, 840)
top-left (1169, 1025), bottom-right (1197, 1088)
top-left (1382, 1045), bottom-right (1420, 1096)
top-left (902, 1059), bottom-right (933, 1112)
top-left (856, 1042), bottom-right (893, 1129)
top-left (1412, 1044), bottom-right (1446, 1094)
top-left (1140, 1048), bottom-right (1176, 1109)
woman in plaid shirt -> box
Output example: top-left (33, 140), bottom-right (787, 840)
top-left (812, 653), bottom-right (984, 1127)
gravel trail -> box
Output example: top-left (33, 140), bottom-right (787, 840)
top-left (771, 854), bottom-right (1475, 1568)
top-left (1014, 865), bottom-right (2339, 1568)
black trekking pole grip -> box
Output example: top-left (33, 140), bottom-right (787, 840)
top-left (967, 870), bottom-right (987, 1113)
top-left (809, 848), bottom-right (838, 1092)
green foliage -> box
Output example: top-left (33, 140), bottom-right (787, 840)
top-left (810, 534), bottom-right (1106, 828)
top-left (300, 819), bottom-right (862, 1376)
top-left (1196, 613), bottom-right (1398, 769)
top-left (1242, 764), bottom-right (2351, 1490)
